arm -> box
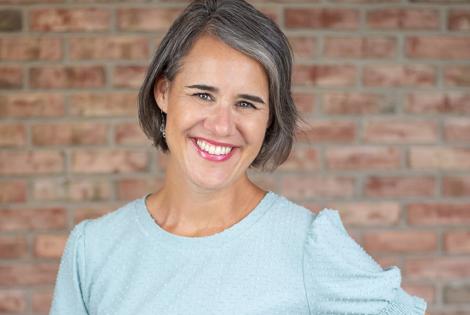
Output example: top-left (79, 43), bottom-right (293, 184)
top-left (302, 209), bottom-right (427, 315)
top-left (49, 220), bottom-right (90, 315)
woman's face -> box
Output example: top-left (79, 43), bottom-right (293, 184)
top-left (154, 35), bottom-right (270, 191)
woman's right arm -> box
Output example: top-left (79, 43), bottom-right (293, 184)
top-left (49, 220), bottom-right (90, 315)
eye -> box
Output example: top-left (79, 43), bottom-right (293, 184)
top-left (238, 101), bottom-right (256, 109)
top-left (193, 92), bottom-right (213, 101)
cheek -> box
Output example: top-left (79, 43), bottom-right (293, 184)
top-left (243, 119), bottom-right (268, 146)
top-left (169, 101), bottom-right (202, 128)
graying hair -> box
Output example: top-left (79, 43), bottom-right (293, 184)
top-left (138, 0), bottom-right (300, 171)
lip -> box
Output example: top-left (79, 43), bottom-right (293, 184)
top-left (192, 136), bottom-right (238, 148)
top-left (191, 137), bottom-right (236, 162)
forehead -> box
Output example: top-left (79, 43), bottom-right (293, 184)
top-left (173, 35), bottom-right (269, 94)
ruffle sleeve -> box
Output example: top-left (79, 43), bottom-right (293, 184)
top-left (302, 209), bottom-right (427, 315)
top-left (49, 220), bottom-right (90, 315)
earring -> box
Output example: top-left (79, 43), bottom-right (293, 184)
top-left (159, 112), bottom-right (166, 138)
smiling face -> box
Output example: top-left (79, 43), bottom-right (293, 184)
top-left (154, 34), bottom-right (270, 191)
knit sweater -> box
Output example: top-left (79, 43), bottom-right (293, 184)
top-left (49, 191), bottom-right (427, 315)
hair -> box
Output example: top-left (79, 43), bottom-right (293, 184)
top-left (138, 0), bottom-right (301, 172)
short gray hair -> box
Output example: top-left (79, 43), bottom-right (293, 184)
top-left (138, 0), bottom-right (300, 171)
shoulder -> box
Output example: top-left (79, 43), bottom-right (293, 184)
top-left (264, 191), bottom-right (315, 240)
top-left (80, 197), bottom-right (142, 238)
top-left (302, 208), bottom-right (428, 314)
top-left (69, 196), bottom-right (144, 264)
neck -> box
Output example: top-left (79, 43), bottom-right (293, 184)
top-left (146, 159), bottom-right (266, 237)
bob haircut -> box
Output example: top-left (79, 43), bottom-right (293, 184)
top-left (138, 0), bottom-right (300, 172)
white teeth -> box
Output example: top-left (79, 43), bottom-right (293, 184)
top-left (195, 138), bottom-right (233, 155)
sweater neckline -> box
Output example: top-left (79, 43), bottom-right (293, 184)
top-left (134, 190), bottom-right (277, 253)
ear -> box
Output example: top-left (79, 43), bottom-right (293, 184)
top-left (153, 77), bottom-right (170, 114)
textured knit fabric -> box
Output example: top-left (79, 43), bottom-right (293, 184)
top-left (49, 191), bottom-right (427, 315)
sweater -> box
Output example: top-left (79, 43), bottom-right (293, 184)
top-left (49, 191), bottom-right (427, 315)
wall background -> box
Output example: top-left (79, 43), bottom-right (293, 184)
top-left (1, 0), bottom-right (470, 314)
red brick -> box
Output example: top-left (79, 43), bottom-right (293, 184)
top-left (115, 122), bottom-right (150, 145)
top-left (406, 36), bottom-right (470, 59)
top-left (278, 145), bottom-right (320, 171)
top-left (30, 8), bottom-right (110, 31)
top-left (70, 149), bottom-right (148, 174)
top-left (402, 283), bottom-right (436, 304)
top-left (74, 206), bottom-right (113, 223)
top-left (444, 118), bottom-right (470, 142)
top-left (69, 36), bottom-right (149, 60)
top-left (365, 176), bottom-right (436, 197)
top-left (293, 64), bottom-right (356, 86)
top-left (363, 64), bottom-right (435, 87)
top-left (0, 93), bottom-right (64, 118)
top-left (0, 37), bottom-right (62, 61)
top-left (444, 65), bottom-right (470, 86)
top-left (444, 284), bottom-right (470, 304)
top-left (113, 65), bottom-right (146, 88)
top-left (323, 92), bottom-right (390, 115)
top-left (288, 36), bottom-right (316, 59)
top-left (0, 180), bottom-right (27, 203)
top-left (0, 124), bottom-right (26, 147)
top-left (326, 202), bottom-right (400, 226)
top-left (281, 175), bottom-right (355, 199)
top-left (34, 234), bottom-right (67, 258)
top-left (0, 9), bottom-right (21, 31)
top-left (443, 176), bottom-right (470, 197)
top-left (406, 92), bottom-right (470, 114)
top-left (367, 8), bottom-right (439, 29)
top-left (0, 150), bottom-right (64, 175)
top-left (32, 290), bottom-right (52, 314)
top-left (0, 0), bottom-right (63, 2)
top-left (292, 92), bottom-right (315, 114)
top-left (0, 290), bottom-right (25, 313)
top-left (32, 177), bottom-right (112, 202)
top-left (444, 230), bottom-right (470, 254)
top-left (285, 8), bottom-right (359, 30)
top-left (296, 120), bottom-right (356, 143)
top-left (324, 36), bottom-right (396, 58)
top-left (0, 263), bottom-right (58, 286)
top-left (327, 0), bottom-right (400, 2)
top-left (30, 65), bottom-right (105, 89)
top-left (0, 66), bottom-right (22, 89)
top-left (117, 8), bottom-right (181, 31)
top-left (251, 0), bottom-right (320, 3)
top-left (409, 147), bottom-right (470, 170)
top-left (405, 257), bottom-right (470, 280)
top-left (0, 236), bottom-right (28, 259)
top-left (448, 9), bottom-right (470, 31)
top-left (116, 177), bottom-right (164, 201)
top-left (326, 146), bottom-right (401, 170)
top-left (363, 230), bottom-right (437, 253)
top-left (408, 203), bottom-right (470, 225)
top-left (32, 122), bottom-right (108, 146)
top-left (69, 92), bottom-right (137, 117)
top-left (0, 208), bottom-right (66, 232)
top-left (258, 7), bottom-right (279, 24)
top-left (363, 119), bottom-right (438, 143)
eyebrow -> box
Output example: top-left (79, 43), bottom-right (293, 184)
top-left (185, 84), bottom-right (266, 105)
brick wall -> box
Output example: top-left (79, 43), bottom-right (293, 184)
top-left (1, 0), bottom-right (469, 314)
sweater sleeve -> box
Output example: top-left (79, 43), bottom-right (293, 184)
top-left (302, 209), bottom-right (427, 315)
top-left (49, 220), bottom-right (90, 315)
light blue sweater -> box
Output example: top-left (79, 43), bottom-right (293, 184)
top-left (50, 191), bottom-right (427, 315)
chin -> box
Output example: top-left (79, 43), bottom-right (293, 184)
top-left (190, 172), bottom-right (233, 191)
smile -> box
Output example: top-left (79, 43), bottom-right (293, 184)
top-left (191, 137), bottom-right (236, 162)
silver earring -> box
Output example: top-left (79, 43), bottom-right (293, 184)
top-left (159, 112), bottom-right (166, 138)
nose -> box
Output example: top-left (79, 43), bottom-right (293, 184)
top-left (203, 104), bottom-right (234, 137)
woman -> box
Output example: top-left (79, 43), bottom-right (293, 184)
top-left (50, 0), bottom-right (428, 314)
